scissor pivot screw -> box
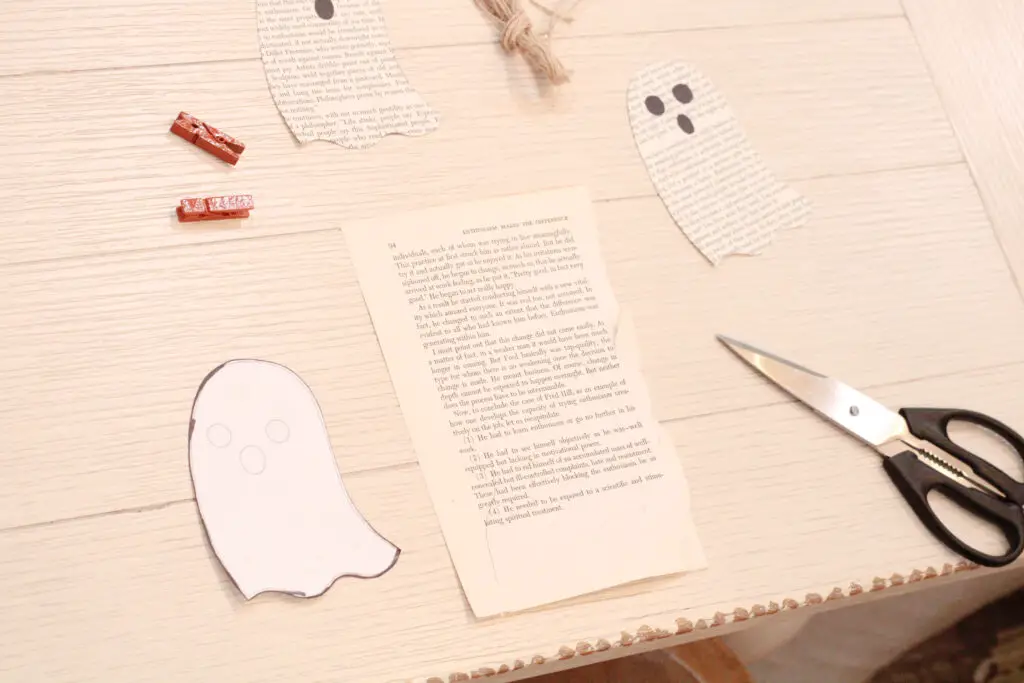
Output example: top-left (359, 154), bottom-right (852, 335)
top-left (850, 406), bottom-right (860, 416)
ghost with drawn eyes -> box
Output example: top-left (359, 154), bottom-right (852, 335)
top-left (627, 60), bottom-right (809, 265)
top-left (189, 359), bottom-right (400, 599)
top-left (256, 0), bottom-right (440, 149)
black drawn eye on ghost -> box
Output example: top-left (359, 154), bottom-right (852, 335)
top-left (627, 60), bottom-right (811, 265)
top-left (644, 83), bottom-right (695, 134)
top-left (314, 0), bottom-right (334, 20)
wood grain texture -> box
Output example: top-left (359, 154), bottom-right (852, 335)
top-left (0, 19), bottom-right (959, 266)
top-left (3, 164), bottom-right (1022, 530)
top-left (529, 639), bottom-right (751, 682)
top-left (670, 640), bottom-right (753, 683)
top-left (1, 364), bottom-right (1020, 683)
top-left (3, 0), bottom-right (1024, 680)
top-left (903, 0), bottom-right (1024, 294)
top-left (0, 0), bottom-right (901, 77)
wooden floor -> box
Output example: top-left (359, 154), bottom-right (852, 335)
top-left (2, 0), bottom-right (1024, 681)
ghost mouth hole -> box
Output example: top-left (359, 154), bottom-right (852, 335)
top-left (239, 445), bottom-right (267, 475)
top-left (314, 0), bottom-right (334, 20)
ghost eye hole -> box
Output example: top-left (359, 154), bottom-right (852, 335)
top-left (314, 0), bottom-right (334, 20)
top-left (644, 96), bottom-right (666, 116)
top-left (673, 84), bottom-right (693, 104)
top-left (207, 423), bottom-right (232, 448)
top-left (266, 419), bottom-right (290, 443)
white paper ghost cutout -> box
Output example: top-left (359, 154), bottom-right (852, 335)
top-left (256, 0), bottom-right (440, 149)
top-left (627, 60), bottom-right (810, 265)
top-left (189, 360), bottom-right (400, 599)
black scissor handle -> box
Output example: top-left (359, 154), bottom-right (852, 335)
top-left (901, 408), bottom-right (1024, 504)
top-left (883, 451), bottom-right (1024, 567)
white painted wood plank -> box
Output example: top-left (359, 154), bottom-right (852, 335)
top-left (0, 19), bottom-right (960, 266)
top-left (0, 1), bottom-right (1014, 676)
top-left (1, 363), bottom-right (1020, 683)
top-left (3, 164), bottom-right (1023, 530)
top-left (903, 0), bottom-right (1024, 294)
top-left (0, 0), bottom-right (902, 77)
top-left (619, 162), bottom-right (1024, 420)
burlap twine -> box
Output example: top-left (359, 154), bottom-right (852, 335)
top-left (473, 0), bottom-right (584, 84)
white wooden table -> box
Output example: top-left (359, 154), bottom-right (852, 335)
top-left (3, 1), bottom-right (1024, 681)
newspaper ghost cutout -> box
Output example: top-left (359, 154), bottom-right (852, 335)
top-left (189, 360), bottom-right (400, 599)
top-left (256, 0), bottom-right (440, 149)
top-left (627, 60), bottom-right (810, 265)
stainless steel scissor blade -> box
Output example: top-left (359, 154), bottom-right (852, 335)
top-left (716, 335), bottom-right (1024, 567)
top-left (716, 335), bottom-right (1002, 497)
top-left (717, 335), bottom-right (910, 450)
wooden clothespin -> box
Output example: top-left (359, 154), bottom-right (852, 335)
top-left (177, 195), bottom-right (254, 223)
top-left (170, 112), bottom-right (246, 165)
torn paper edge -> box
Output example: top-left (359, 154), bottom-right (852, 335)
top-left (256, 0), bottom-right (440, 149)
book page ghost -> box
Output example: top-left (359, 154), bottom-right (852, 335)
top-left (343, 187), bottom-right (706, 618)
top-left (627, 61), bottom-right (810, 265)
top-left (189, 360), bottom-right (400, 600)
top-left (256, 0), bottom-right (440, 149)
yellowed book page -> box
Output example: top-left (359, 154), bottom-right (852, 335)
top-left (256, 0), bottom-right (439, 149)
top-left (343, 187), bottom-right (706, 617)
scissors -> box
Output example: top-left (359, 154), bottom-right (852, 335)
top-left (718, 335), bottom-right (1024, 568)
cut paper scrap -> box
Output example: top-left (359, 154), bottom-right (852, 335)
top-left (627, 60), bottom-right (810, 265)
top-left (256, 0), bottom-right (440, 149)
top-left (189, 359), bottom-right (400, 599)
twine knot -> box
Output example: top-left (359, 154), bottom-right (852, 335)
top-left (500, 9), bottom-right (533, 51)
top-left (474, 0), bottom-right (573, 84)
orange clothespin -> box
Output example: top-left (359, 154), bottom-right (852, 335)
top-left (170, 112), bottom-right (246, 165)
top-left (177, 195), bottom-right (254, 223)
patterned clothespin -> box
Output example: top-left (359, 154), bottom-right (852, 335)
top-left (177, 195), bottom-right (254, 222)
top-left (170, 112), bottom-right (246, 165)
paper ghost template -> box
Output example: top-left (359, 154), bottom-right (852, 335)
top-left (256, 0), bottom-right (440, 149)
top-left (189, 359), bottom-right (400, 599)
top-left (627, 61), bottom-right (810, 265)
